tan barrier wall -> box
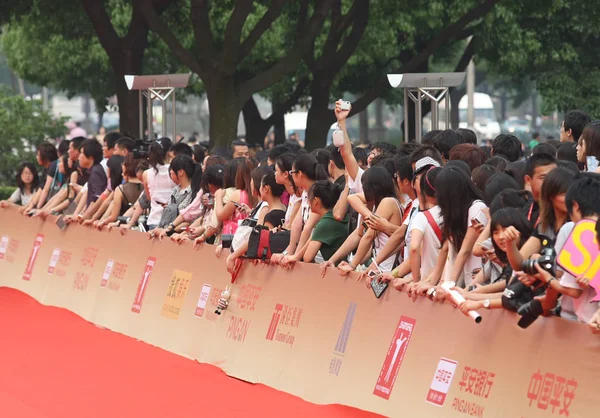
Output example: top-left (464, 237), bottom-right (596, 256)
top-left (1, 207), bottom-right (599, 417)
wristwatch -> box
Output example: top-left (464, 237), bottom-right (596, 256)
top-left (282, 250), bottom-right (288, 256)
top-left (483, 299), bottom-right (491, 309)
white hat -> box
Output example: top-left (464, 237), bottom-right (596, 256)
top-left (414, 157), bottom-right (441, 175)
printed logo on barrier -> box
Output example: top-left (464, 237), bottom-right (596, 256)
top-left (47, 248), bottom-right (61, 274)
top-left (451, 365), bottom-right (496, 417)
top-left (527, 369), bottom-right (577, 416)
top-left (100, 259), bottom-right (115, 287)
top-left (373, 315), bottom-right (416, 400)
top-left (23, 234), bottom-right (44, 281)
top-left (195, 284), bottom-right (212, 317)
top-left (329, 302), bottom-right (357, 376)
top-left (426, 358), bottom-right (458, 407)
top-left (265, 303), bottom-right (302, 347)
top-left (161, 269), bottom-right (192, 320)
top-left (226, 316), bottom-right (250, 342)
top-left (0, 235), bottom-right (9, 260)
top-left (131, 257), bottom-right (156, 313)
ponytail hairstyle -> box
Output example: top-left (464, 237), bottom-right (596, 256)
top-left (170, 155), bottom-right (201, 199)
top-left (308, 180), bottom-right (343, 210)
top-left (251, 165), bottom-right (272, 197)
top-left (420, 166), bottom-right (442, 200)
top-left (202, 164), bottom-right (225, 191)
top-left (275, 152), bottom-right (298, 192)
top-left (293, 152), bottom-right (328, 182)
top-left (148, 140), bottom-right (168, 172)
top-left (235, 157), bottom-right (258, 205)
top-left (261, 170), bottom-right (285, 197)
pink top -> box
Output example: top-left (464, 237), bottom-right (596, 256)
top-left (180, 189), bottom-right (203, 222)
top-left (222, 190), bottom-right (249, 235)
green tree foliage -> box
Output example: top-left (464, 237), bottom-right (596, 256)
top-left (476, 0), bottom-right (600, 117)
top-left (0, 88), bottom-right (66, 185)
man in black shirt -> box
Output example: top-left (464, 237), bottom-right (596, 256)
top-left (78, 139), bottom-right (107, 219)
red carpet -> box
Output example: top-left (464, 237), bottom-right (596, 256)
top-left (0, 287), bottom-right (380, 418)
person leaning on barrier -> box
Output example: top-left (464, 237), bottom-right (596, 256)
top-left (515, 174), bottom-right (600, 324)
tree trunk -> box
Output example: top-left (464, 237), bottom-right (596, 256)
top-left (451, 88), bottom-right (465, 129)
top-left (359, 108), bottom-right (369, 144)
top-left (272, 111), bottom-right (286, 144)
top-left (114, 73), bottom-right (141, 138)
top-left (242, 97), bottom-right (270, 147)
top-left (305, 77), bottom-right (335, 150)
top-left (206, 81), bottom-right (243, 149)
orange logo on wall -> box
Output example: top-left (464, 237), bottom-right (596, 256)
top-left (131, 257), bottom-right (156, 314)
top-left (373, 316), bottom-right (416, 400)
top-left (161, 269), bottom-right (192, 320)
top-left (23, 234), bottom-right (44, 281)
top-left (265, 303), bottom-right (302, 347)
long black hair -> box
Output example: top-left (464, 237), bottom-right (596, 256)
top-left (16, 162), bottom-right (39, 193)
top-left (202, 164), bottom-right (224, 191)
top-left (275, 153), bottom-right (298, 193)
top-left (170, 155), bottom-right (201, 199)
top-left (148, 138), bottom-right (171, 172)
top-left (223, 157), bottom-right (246, 189)
top-left (490, 207), bottom-right (533, 263)
top-left (292, 152), bottom-right (328, 182)
top-left (361, 166), bottom-right (396, 208)
top-left (539, 167), bottom-right (576, 232)
top-left (308, 180), bottom-right (344, 210)
top-left (436, 167), bottom-right (484, 251)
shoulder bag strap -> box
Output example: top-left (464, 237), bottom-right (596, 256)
top-left (424, 210), bottom-right (443, 243)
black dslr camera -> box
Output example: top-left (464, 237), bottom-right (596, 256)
top-left (502, 247), bottom-right (556, 329)
top-left (133, 138), bottom-right (153, 159)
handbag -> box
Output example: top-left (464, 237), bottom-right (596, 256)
top-left (246, 226), bottom-right (290, 260)
top-left (231, 203), bottom-right (263, 252)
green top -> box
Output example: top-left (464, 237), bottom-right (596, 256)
top-left (311, 210), bottom-right (349, 263)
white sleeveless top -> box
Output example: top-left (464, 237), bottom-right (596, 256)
top-left (146, 164), bottom-right (175, 226)
top-left (373, 198), bottom-right (403, 272)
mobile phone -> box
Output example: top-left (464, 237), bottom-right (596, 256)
top-left (56, 216), bottom-right (67, 231)
top-left (370, 274), bottom-right (389, 298)
top-left (477, 241), bottom-right (492, 250)
top-left (472, 212), bottom-right (487, 226)
top-left (232, 201), bottom-right (243, 208)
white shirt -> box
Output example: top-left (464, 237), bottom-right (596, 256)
top-left (556, 222), bottom-right (600, 323)
top-left (146, 164), bottom-right (176, 226)
top-left (403, 198), bottom-right (420, 261)
top-left (347, 167), bottom-right (365, 195)
top-left (410, 206), bottom-right (443, 278)
top-left (100, 158), bottom-right (109, 177)
top-left (285, 193), bottom-right (302, 225)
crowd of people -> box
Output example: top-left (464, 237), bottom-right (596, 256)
top-left (2, 104), bottom-right (599, 335)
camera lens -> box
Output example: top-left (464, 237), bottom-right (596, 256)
top-left (521, 259), bottom-right (538, 275)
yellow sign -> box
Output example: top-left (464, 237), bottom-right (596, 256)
top-left (161, 270), bottom-right (192, 320)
